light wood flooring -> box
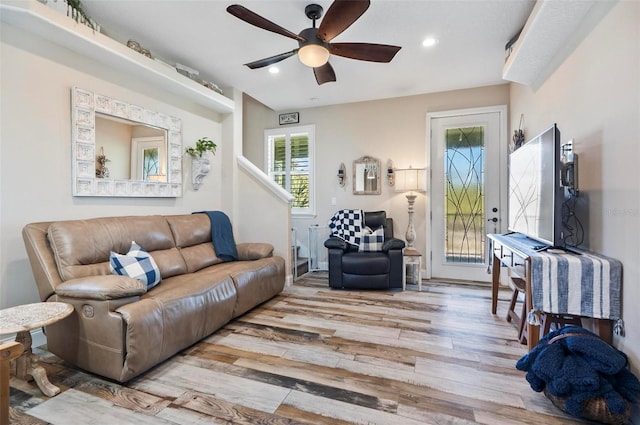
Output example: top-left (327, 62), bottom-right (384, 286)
top-left (9, 273), bottom-right (593, 424)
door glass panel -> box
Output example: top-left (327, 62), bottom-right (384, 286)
top-left (142, 147), bottom-right (159, 180)
top-left (445, 126), bottom-right (485, 264)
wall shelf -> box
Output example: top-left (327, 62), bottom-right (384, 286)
top-left (0, 0), bottom-right (235, 114)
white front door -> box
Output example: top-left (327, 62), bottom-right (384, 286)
top-left (427, 107), bottom-right (507, 282)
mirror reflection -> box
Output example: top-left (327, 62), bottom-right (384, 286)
top-left (95, 113), bottom-right (167, 182)
top-left (353, 156), bottom-right (381, 195)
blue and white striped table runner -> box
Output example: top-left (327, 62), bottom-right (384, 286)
top-left (530, 250), bottom-right (621, 319)
top-left (490, 233), bottom-right (621, 320)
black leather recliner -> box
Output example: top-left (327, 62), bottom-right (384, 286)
top-left (324, 211), bottom-right (405, 289)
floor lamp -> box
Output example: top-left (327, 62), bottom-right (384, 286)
top-left (394, 167), bottom-right (426, 248)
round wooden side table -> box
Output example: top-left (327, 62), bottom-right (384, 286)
top-left (0, 302), bottom-right (73, 397)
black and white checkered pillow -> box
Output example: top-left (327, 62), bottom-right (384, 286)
top-left (359, 226), bottom-right (384, 252)
top-left (328, 209), bottom-right (363, 247)
top-left (110, 241), bottom-right (161, 289)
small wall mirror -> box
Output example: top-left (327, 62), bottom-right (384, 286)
top-left (71, 87), bottom-right (182, 197)
top-left (353, 155), bottom-right (381, 195)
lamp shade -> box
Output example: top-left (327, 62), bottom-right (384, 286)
top-left (394, 168), bottom-right (426, 192)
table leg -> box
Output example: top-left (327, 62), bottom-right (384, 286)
top-left (417, 256), bottom-right (422, 292)
top-left (402, 256), bottom-right (407, 291)
top-left (594, 319), bottom-right (613, 345)
top-left (14, 331), bottom-right (61, 397)
top-left (1, 342), bottom-right (24, 425)
top-left (524, 268), bottom-right (539, 351)
top-left (491, 253), bottom-right (500, 314)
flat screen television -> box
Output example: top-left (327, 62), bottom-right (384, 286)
top-left (508, 124), bottom-right (566, 248)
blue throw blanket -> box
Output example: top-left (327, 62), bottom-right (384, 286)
top-left (516, 326), bottom-right (640, 419)
top-left (194, 211), bottom-right (238, 262)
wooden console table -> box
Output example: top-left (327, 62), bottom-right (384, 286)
top-left (488, 233), bottom-right (622, 351)
top-left (0, 302), bottom-right (73, 397)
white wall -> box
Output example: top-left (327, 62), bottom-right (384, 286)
top-left (510, 1), bottom-right (640, 419)
top-left (236, 166), bottom-right (292, 282)
top-left (0, 24), bottom-right (227, 309)
top-left (244, 85), bottom-right (510, 263)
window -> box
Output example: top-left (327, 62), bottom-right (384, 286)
top-left (265, 125), bottom-right (315, 216)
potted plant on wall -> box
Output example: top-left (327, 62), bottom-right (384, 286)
top-left (185, 137), bottom-right (217, 190)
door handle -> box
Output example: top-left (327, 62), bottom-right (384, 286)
top-left (488, 217), bottom-right (498, 223)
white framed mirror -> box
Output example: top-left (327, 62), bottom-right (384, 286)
top-left (71, 87), bottom-right (182, 197)
top-left (353, 155), bottom-right (381, 195)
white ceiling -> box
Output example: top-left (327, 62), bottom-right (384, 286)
top-left (81, 0), bottom-right (536, 111)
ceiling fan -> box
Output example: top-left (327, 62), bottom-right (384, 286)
top-left (227, 0), bottom-right (402, 85)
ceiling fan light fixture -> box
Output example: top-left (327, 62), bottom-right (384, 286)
top-left (228, 1), bottom-right (400, 84)
top-left (298, 44), bottom-right (330, 67)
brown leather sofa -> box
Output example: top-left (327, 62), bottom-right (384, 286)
top-left (22, 213), bottom-right (285, 382)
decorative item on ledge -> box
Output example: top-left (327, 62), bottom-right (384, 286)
top-left (185, 137), bottom-right (217, 190)
top-left (176, 63), bottom-right (199, 80)
top-left (337, 162), bottom-right (346, 187)
top-left (201, 80), bottom-right (224, 95)
top-left (395, 166), bottom-right (427, 248)
top-left (42, 0), bottom-right (99, 31)
top-left (387, 159), bottom-right (395, 186)
top-left (175, 64), bottom-right (223, 94)
top-left (126, 40), bottom-right (152, 58)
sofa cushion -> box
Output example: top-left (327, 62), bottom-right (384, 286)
top-left (56, 275), bottom-right (146, 300)
top-left (227, 257), bottom-right (286, 317)
top-left (47, 215), bottom-right (178, 281)
top-left (165, 214), bottom-right (225, 272)
top-left (110, 242), bottom-right (161, 289)
top-left (359, 226), bottom-right (384, 252)
top-left (131, 273), bottom-right (237, 366)
top-left (363, 211), bottom-right (387, 229)
top-left (236, 243), bottom-right (274, 260)
top-left (342, 252), bottom-right (390, 275)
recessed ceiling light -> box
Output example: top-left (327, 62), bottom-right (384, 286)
top-left (269, 67), bottom-right (279, 74)
top-left (422, 37), bottom-right (438, 47)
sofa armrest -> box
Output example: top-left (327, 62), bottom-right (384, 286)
top-left (236, 243), bottom-right (274, 260)
top-left (324, 236), bottom-right (348, 251)
top-left (382, 238), bottom-right (406, 252)
top-left (55, 275), bottom-right (146, 300)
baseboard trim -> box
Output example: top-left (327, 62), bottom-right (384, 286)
top-left (285, 274), bottom-right (294, 287)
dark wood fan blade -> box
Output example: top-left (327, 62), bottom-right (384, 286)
top-left (329, 43), bottom-right (401, 62)
top-left (245, 50), bottom-right (298, 69)
top-left (318, 0), bottom-right (370, 42)
top-left (314, 62), bottom-right (337, 85)
top-left (227, 5), bottom-right (305, 42)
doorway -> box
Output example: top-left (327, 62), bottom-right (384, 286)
top-left (427, 106), bottom-right (507, 282)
